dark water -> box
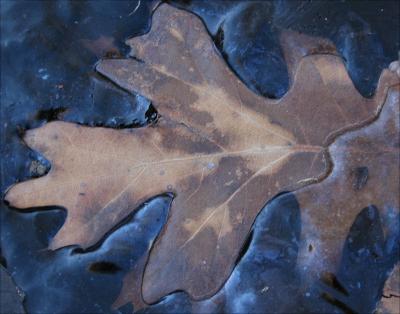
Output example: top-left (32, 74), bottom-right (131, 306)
top-left (1, 1), bottom-right (399, 313)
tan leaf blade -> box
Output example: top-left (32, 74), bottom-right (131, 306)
top-left (5, 3), bottom-right (399, 304)
top-left (296, 86), bottom-right (400, 279)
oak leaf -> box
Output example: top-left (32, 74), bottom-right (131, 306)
top-left (5, 3), bottom-right (399, 303)
top-left (116, 74), bottom-right (400, 313)
top-left (296, 85), bottom-right (400, 280)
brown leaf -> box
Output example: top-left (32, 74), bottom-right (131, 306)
top-left (296, 86), bottom-right (399, 280)
top-left (5, 3), bottom-right (399, 303)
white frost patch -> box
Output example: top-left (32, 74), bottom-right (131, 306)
top-left (224, 269), bottom-right (241, 293)
top-left (207, 162), bottom-right (215, 170)
top-left (128, 0), bottom-right (141, 16)
top-left (230, 291), bottom-right (256, 314)
top-left (221, 269), bottom-right (258, 313)
top-left (38, 68), bottom-right (50, 80)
